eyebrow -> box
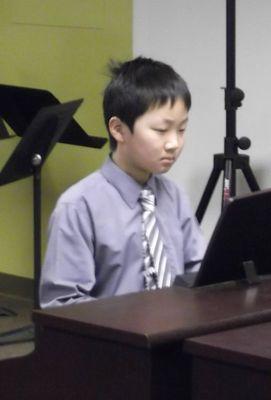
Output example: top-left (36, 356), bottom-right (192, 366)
top-left (162, 117), bottom-right (189, 125)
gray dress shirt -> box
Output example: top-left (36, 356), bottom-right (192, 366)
top-left (39, 157), bottom-right (205, 308)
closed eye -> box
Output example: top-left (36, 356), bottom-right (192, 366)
top-left (152, 128), bottom-right (167, 133)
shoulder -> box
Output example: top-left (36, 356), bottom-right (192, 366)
top-left (48, 170), bottom-right (109, 231)
top-left (50, 169), bottom-right (112, 223)
top-left (57, 170), bottom-right (105, 206)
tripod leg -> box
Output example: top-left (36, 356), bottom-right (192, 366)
top-left (196, 166), bottom-right (222, 223)
top-left (241, 163), bottom-right (260, 192)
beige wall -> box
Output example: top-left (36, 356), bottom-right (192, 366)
top-left (0, 0), bottom-right (132, 278)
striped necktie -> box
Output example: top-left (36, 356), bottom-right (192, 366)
top-left (139, 188), bottom-right (171, 290)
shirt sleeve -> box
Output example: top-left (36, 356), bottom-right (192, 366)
top-left (178, 187), bottom-right (206, 272)
top-left (39, 200), bottom-right (96, 308)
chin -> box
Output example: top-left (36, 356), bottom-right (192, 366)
top-left (146, 163), bottom-right (171, 176)
top-left (154, 167), bottom-right (171, 175)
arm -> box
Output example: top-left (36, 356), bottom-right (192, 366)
top-left (178, 188), bottom-right (206, 272)
top-left (39, 200), bottom-right (96, 308)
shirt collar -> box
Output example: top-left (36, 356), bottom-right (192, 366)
top-left (101, 157), bottom-right (157, 208)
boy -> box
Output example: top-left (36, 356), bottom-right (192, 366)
top-left (39, 57), bottom-right (205, 308)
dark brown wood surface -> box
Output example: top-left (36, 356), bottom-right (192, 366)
top-left (34, 279), bottom-right (271, 348)
top-left (183, 320), bottom-right (271, 370)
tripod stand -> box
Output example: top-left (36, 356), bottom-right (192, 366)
top-left (196, 0), bottom-right (260, 224)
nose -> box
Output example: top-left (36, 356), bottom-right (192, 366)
top-left (164, 132), bottom-right (182, 152)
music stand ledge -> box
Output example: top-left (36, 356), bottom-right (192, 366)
top-left (0, 84), bottom-right (107, 148)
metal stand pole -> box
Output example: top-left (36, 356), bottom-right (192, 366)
top-left (32, 154), bottom-right (42, 310)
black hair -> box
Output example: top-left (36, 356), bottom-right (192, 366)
top-left (103, 56), bottom-right (191, 151)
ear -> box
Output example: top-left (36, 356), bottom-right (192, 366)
top-left (108, 116), bottom-right (127, 144)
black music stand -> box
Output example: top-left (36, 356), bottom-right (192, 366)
top-left (0, 118), bottom-right (11, 139)
top-left (0, 99), bottom-right (83, 343)
top-left (0, 84), bottom-right (107, 148)
top-left (196, 0), bottom-right (260, 223)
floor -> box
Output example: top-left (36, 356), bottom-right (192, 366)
top-left (0, 293), bottom-right (35, 360)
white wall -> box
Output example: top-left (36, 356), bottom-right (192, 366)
top-left (133, 0), bottom-right (271, 239)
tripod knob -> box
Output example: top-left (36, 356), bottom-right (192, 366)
top-left (238, 136), bottom-right (251, 150)
top-left (223, 87), bottom-right (245, 110)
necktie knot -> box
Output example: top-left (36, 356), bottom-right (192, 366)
top-left (139, 189), bottom-right (155, 212)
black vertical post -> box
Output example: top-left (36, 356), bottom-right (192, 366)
top-left (32, 154), bottom-right (42, 310)
top-left (226, 0), bottom-right (236, 94)
top-left (222, 0), bottom-right (237, 206)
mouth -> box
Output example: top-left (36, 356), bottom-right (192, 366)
top-left (160, 157), bottom-right (175, 167)
top-left (161, 157), bottom-right (175, 163)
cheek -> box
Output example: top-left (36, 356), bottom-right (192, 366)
top-left (139, 146), bottom-right (156, 161)
top-left (133, 136), bottom-right (159, 155)
top-left (129, 140), bottom-right (152, 164)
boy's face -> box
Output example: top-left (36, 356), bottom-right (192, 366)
top-left (112, 98), bottom-right (188, 184)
